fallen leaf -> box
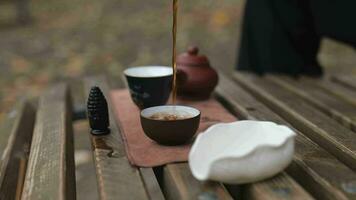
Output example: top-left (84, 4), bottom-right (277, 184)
top-left (10, 56), bottom-right (31, 74)
top-left (210, 9), bottom-right (230, 28)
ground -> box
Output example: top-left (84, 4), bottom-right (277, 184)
top-left (0, 0), bottom-right (355, 199)
top-left (0, 0), bottom-right (245, 118)
top-left (1, 0), bottom-right (355, 118)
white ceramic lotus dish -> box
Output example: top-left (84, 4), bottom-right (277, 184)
top-left (188, 120), bottom-right (296, 184)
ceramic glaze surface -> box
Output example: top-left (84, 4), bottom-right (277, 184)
top-left (140, 105), bottom-right (200, 145)
top-left (124, 66), bottom-right (173, 109)
top-left (124, 66), bottom-right (172, 78)
top-left (176, 46), bottom-right (218, 99)
top-left (188, 120), bottom-right (296, 184)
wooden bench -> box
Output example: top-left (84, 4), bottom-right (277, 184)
top-left (1, 72), bottom-right (356, 199)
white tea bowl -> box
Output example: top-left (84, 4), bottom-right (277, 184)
top-left (188, 120), bottom-right (296, 184)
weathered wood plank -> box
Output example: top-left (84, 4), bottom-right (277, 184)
top-left (140, 168), bottom-right (165, 200)
top-left (331, 75), bottom-right (356, 91)
top-left (0, 101), bottom-right (36, 200)
top-left (21, 84), bottom-right (76, 200)
top-left (161, 164), bottom-right (233, 200)
top-left (267, 75), bottom-right (356, 131)
top-left (84, 76), bottom-right (154, 200)
top-left (306, 77), bottom-right (356, 107)
top-left (232, 72), bottom-right (356, 172)
top-left (216, 74), bottom-right (356, 199)
top-left (243, 173), bottom-right (313, 200)
top-left (226, 172), bottom-right (312, 200)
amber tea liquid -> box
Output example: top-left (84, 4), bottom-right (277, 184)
top-left (171, 0), bottom-right (178, 105)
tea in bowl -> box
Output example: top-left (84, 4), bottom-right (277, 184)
top-left (140, 105), bottom-right (201, 145)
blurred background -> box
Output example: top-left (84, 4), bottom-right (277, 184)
top-left (0, 0), bottom-right (355, 198)
top-left (1, 0), bottom-right (356, 119)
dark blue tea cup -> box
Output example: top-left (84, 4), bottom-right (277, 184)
top-left (124, 66), bottom-right (173, 109)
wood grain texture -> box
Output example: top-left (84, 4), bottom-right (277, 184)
top-left (21, 84), bottom-right (76, 200)
top-left (140, 168), bottom-right (165, 200)
top-left (243, 173), bottom-right (313, 200)
top-left (0, 101), bottom-right (36, 200)
top-left (232, 73), bottom-right (356, 172)
top-left (307, 77), bottom-right (356, 107)
top-left (216, 74), bottom-right (356, 199)
top-left (161, 163), bottom-right (233, 200)
top-left (331, 75), bottom-right (356, 91)
top-left (84, 76), bottom-right (153, 200)
top-left (267, 75), bottom-right (356, 131)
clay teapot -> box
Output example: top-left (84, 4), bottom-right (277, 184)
top-left (177, 46), bottom-right (218, 99)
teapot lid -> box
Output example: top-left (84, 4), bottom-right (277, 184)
top-left (177, 46), bottom-right (210, 66)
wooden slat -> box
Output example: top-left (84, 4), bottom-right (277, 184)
top-left (84, 76), bottom-right (157, 200)
top-left (307, 77), bottom-right (356, 107)
top-left (161, 164), bottom-right (233, 200)
top-left (226, 172), bottom-right (312, 200)
top-left (0, 101), bottom-right (36, 200)
top-left (21, 84), bottom-right (76, 200)
top-left (140, 168), bottom-right (165, 200)
top-left (243, 173), bottom-right (313, 200)
top-left (267, 75), bottom-right (356, 131)
top-left (232, 72), bottom-right (356, 172)
top-left (331, 75), bottom-right (356, 91)
top-left (216, 74), bottom-right (356, 199)
top-left (118, 75), bottom-right (232, 199)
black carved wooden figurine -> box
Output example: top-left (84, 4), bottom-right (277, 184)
top-left (87, 86), bottom-right (110, 135)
